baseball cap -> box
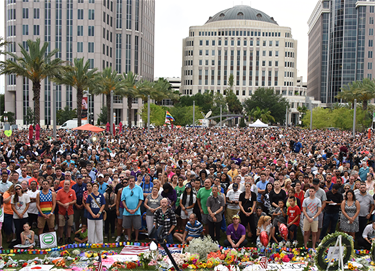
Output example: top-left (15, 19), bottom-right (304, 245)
top-left (233, 183), bottom-right (239, 190)
top-left (98, 174), bottom-right (104, 178)
top-left (185, 183), bottom-right (192, 189)
top-left (312, 178), bottom-right (320, 185)
top-left (232, 214), bottom-right (240, 220)
top-left (46, 165), bottom-right (53, 169)
top-left (76, 174), bottom-right (83, 179)
top-left (46, 159), bottom-right (52, 163)
top-left (304, 174), bottom-right (309, 178)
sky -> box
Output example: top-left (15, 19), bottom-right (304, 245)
top-left (0, 0), bottom-right (318, 93)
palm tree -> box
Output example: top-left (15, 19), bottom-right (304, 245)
top-left (249, 106), bottom-right (275, 123)
top-left (0, 37), bottom-right (9, 55)
top-left (53, 58), bottom-right (98, 127)
top-left (122, 71), bottom-right (138, 126)
top-left (1, 38), bottom-right (68, 124)
top-left (337, 81), bottom-right (362, 109)
top-left (136, 80), bottom-right (155, 104)
top-left (92, 67), bottom-right (125, 123)
top-left (354, 78), bottom-right (375, 111)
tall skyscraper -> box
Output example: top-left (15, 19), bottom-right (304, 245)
top-left (180, 5), bottom-right (310, 124)
top-left (4, 0), bottom-right (155, 126)
top-left (308, 0), bottom-right (375, 104)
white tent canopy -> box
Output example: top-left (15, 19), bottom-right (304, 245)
top-left (249, 119), bottom-right (269, 127)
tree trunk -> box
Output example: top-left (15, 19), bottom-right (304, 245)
top-left (106, 93), bottom-right (111, 124)
top-left (363, 100), bottom-right (368, 111)
top-left (128, 96), bottom-right (132, 126)
top-left (32, 80), bottom-right (41, 125)
top-left (77, 87), bottom-right (83, 127)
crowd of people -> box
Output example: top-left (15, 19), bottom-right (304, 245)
top-left (0, 127), bottom-right (374, 250)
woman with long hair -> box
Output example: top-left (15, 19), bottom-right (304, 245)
top-left (103, 185), bottom-right (117, 240)
top-left (144, 187), bottom-right (162, 236)
top-left (199, 170), bottom-right (208, 186)
top-left (256, 215), bottom-right (272, 244)
top-left (161, 183), bottom-right (177, 211)
top-left (261, 183), bottom-right (274, 215)
top-left (340, 190), bottom-right (360, 240)
top-left (220, 173), bottom-right (231, 192)
top-left (86, 183), bottom-right (106, 244)
top-left (179, 183), bottom-right (196, 229)
top-left (239, 182), bottom-right (257, 240)
top-left (3, 184), bottom-right (15, 244)
top-left (11, 184), bottom-right (30, 245)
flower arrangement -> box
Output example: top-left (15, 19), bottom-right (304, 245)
top-left (139, 251), bottom-right (156, 268)
top-left (184, 236), bottom-right (219, 260)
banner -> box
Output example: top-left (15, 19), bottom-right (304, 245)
top-left (82, 97), bottom-right (88, 120)
top-left (39, 232), bottom-right (57, 249)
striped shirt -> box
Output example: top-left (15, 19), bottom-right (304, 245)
top-left (39, 190), bottom-right (53, 216)
top-left (185, 220), bottom-right (203, 238)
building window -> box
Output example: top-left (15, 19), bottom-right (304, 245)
top-left (125, 34), bottom-right (131, 73)
top-left (88, 59), bottom-right (94, 69)
top-left (370, 40), bottom-right (373, 47)
top-left (126, 0), bottom-right (132, 29)
top-left (116, 33), bottom-right (122, 73)
top-left (369, 51), bottom-right (373, 58)
top-left (34, 8), bottom-right (40, 19)
top-left (88, 42), bottom-right (94, 53)
top-left (23, 8), bottom-right (29, 19)
top-left (88, 26), bottom-right (95, 36)
top-left (371, 6), bottom-right (375, 13)
top-left (89, 0), bottom-right (95, 3)
top-left (22, 25), bottom-right (29, 35)
top-left (77, 42), bottom-right (83, 52)
top-left (78, 9), bottom-right (83, 19)
top-left (33, 25), bottom-right (39, 35)
top-left (370, 29), bottom-right (374, 36)
top-left (368, 62), bottom-right (373, 69)
top-left (370, 17), bottom-right (374, 24)
top-left (89, 9), bottom-right (95, 20)
top-left (116, 0), bottom-right (123, 28)
top-left (77, 26), bottom-right (83, 36)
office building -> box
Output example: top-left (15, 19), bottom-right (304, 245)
top-left (308, 0), bottom-right (375, 104)
top-left (4, 0), bottom-right (155, 126)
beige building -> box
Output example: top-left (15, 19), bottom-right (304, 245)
top-left (4, 0), bottom-right (155, 126)
top-left (181, 5), bottom-right (315, 125)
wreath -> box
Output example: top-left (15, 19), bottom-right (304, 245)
top-left (371, 241), bottom-right (375, 262)
top-left (314, 232), bottom-right (354, 271)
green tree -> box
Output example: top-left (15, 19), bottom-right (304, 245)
top-left (337, 79), bottom-right (375, 111)
top-left (25, 107), bottom-right (35, 125)
top-left (140, 103), bottom-right (166, 126)
top-left (1, 112), bottom-right (15, 124)
top-left (243, 88), bottom-right (288, 124)
top-left (239, 117), bottom-right (246, 127)
top-left (122, 71), bottom-right (138, 126)
top-left (176, 92), bottom-right (213, 114)
top-left (225, 90), bottom-right (243, 114)
top-left (1, 38), bottom-right (68, 124)
top-left (53, 58), bottom-right (98, 127)
top-left (56, 106), bottom-right (77, 125)
top-left (249, 106), bottom-right (275, 123)
top-left (212, 92), bottom-right (228, 117)
top-left (169, 105), bottom-right (202, 126)
top-left (97, 106), bottom-right (108, 125)
top-left (92, 68), bottom-right (125, 124)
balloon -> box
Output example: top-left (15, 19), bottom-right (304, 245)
top-left (279, 223), bottom-right (288, 240)
top-left (260, 231), bottom-right (269, 247)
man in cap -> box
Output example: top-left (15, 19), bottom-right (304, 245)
top-left (72, 174), bottom-right (87, 230)
top-left (226, 178), bottom-right (242, 224)
top-left (224, 214), bottom-right (248, 248)
top-left (97, 174), bottom-right (108, 194)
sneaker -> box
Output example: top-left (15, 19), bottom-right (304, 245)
top-left (111, 236), bottom-right (115, 239)
top-left (115, 236), bottom-right (121, 242)
top-left (124, 235), bottom-right (128, 241)
top-left (58, 238), bottom-right (63, 245)
top-left (104, 235), bottom-right (108, 239)
top-left (67, 237), bottom-right (72, 244)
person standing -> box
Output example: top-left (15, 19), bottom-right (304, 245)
top-left (11, 184), bottom-right (30, 245)
top-left (153, 198), bottom-right (177, 244)
top-left (121, 176), bottom-right (143, 242)
top-left (226, 183), bottom-right (242, 224)
top-left (36, 179), bottom-right (56, 235)
top-left (86, 183), bottom-right (106, 244)
top-left (340, 190), bottom-right (360, 240)
top-left (144, 187), bottom-right (162, 236)
top-left (355, 183), bottom-right (374, 239)
top-left (72, 175), bottom-right (87, 231)
top-left (238, 182), bottom-right (257, 241)
top-left (56, 180), bottom-right (77, 244)
top-left (26, 181), bottom-right (39, 228)
top-left (206, 185), bottom-right (225, 242)
top-left (302, 187), bottom-right (322, 250)
top-left (197, 179), bottom-right (212, 233)
top-left (103, 185), bottom-right (117, 240)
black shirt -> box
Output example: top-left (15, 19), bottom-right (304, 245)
top-left (269, 189), bottom-right (287, 207)
top-left (239, 191), bottom-right (257, 213)
top-left (325, 190), bottom-right (343, 214)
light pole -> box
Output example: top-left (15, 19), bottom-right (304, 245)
top-left (220, 105), bottom-right (222, 127)
top-left (285, 107), bottom-right (288, 129)
top-left (147, 95), bottom-right (150, 134)
top-left (353, 99), bottom-right (357, 137)
top-left (53, 84), bottom-right (56, 138)
top-left (110, 90), bottom-right (113, 134)
top-left (310, 100), bottom-right (313, 130)
top-left (193, 101), bottom-right (195, 127)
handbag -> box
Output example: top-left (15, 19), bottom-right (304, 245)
top-left (90, 194), bottom-right (107, 221)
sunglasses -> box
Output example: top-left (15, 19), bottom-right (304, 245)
top-left (15, 188), bottom-right (21, 191)
top-left (130, 191), bottom-right (134, 196)
top-left (123, 182), bottom-right (128, 185)
top-left (120, 177), bottom-right (125, 179)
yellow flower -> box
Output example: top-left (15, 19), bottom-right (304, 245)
top-left (207, 262), bottom-right (213, 268)
top-left (188, 264), bottom-right (196, 269)
top-left (202, 263), bottom-right (207, 268)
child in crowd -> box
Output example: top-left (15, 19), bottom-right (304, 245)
top-left (272, 200), bottom-right (287, 226)
top-left (287, 196), bottom-right (301, 241)
top-left (74, 224), bottom-right (88, 243)
top-left (14, 223), bottom-right (35, 249)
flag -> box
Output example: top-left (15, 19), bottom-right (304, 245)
top-left (165, 118), bottom-right (171, 124)
top-left (97, 252), bottom-right (103, 271)
top-left (165, 111), bottom-right (175, 121)
top-left (260, 256), bottom-right (268, 269)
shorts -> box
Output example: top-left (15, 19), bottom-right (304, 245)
top-left (180, 209), bottom-right (193, 220)
top-left (117, 208), bottom-right (124, 219)
top-left (201, 214), bottom-right (209, 225)
top-left (122, 215), bottom-right (141, 230)
top-left (38, 214), bottom-right (55, 229)
top-left (303, 218), bottom-right (318, 232)
top-left (318, 212), bottom-right (323, 228)
top-left (58, 214), bottom-right (74, 227)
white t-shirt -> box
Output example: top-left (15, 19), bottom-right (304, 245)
top-left (11, 194), bottom-right (31, 219)
top-left (27, 190), bottom-right (39, 215)
top-left (226, 189), bottom-right (242, 210)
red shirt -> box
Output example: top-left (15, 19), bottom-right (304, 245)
top-left (295, 191), bottom-right (304, 205)
top-left (59, 180), bottom-right (76, 188)
top-left (56, 188), bottom-right (76, 216)
top-left (287, 205), bottom-right (301, 226)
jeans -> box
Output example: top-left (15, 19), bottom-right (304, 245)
top-left (358, 216), bottom-right (369, 239)
top-left (14, 218), bottom-right (28, 244)
top-left (208, 220), bottom-right (221, 242)
top-left (224, 238), bottom-right (248, 248)
top-left (3, 213), bottom-right (13, 235)
top-left (165, 233), bottom-right (174, 244)
top-left (320, 212), bottom-right (339, 240)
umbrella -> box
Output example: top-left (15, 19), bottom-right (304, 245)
top-left (106, 122), bottom-right (110, 132)
top-left (119, 122), bottom-right (123, 134)
top-left (29, 125), bottom-right (33, 140)
top-left (35, 124), bottom-right (40, 140)
top-left (113, 123), bottom-right (116, 136)
top-left (72, 124), bottom-right (105, 133)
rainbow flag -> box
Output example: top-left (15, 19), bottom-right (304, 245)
top-left (165, 111), bottom-right (175, 121)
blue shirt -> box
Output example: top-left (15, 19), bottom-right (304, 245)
top-left (98, 182), bottom-right (108, 195)
top-left (86, 192), bottom-right (106, 220)
top-left (359, 167), bottom-right (370, 181)
top-left (141, 181), bottom-right (153, 194)
top-left (89, 170), bottom-right (97, 181)
top-left (256, 180), bottom-right (268, 202)
top-left (185, 220), bottom-right (203, 238)
top-left (293, 142), bottom-right (302, 153)
top-left (121, 185), bottom-right (144, 216)
top-left (72, 183), bottom-right (87, 207)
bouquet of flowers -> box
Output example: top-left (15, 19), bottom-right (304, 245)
top-left (185, 236), bottom-right (219, 260)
